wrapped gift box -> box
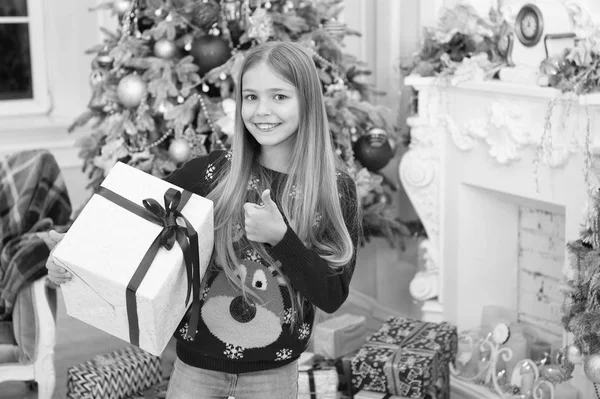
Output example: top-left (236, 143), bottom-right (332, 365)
top-left (53, 162), bottom-right (214, 356)
top-left (351, 343), bottom-right (437, 398)
top-left (67, 346), bottom-right (162, 399)
top-left (314, 313), bottom-right (367, 359)
top-left (354, 390), bottom-right (407, 398)
top-left (350, 317), bottom-right (457, 399)
top-left (299, 358), bottom-right (340, 399)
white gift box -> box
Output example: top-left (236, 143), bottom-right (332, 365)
top-left (298, 362), bottom-right (339, 399)
top-left (52, 162), bottom-right (214, 356)
top-left (314, 313), bottom-right (367, 359)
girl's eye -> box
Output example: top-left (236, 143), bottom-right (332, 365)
top-left (244, 94), bottom-right (257, 101)
top-left (274, 94), bottom-right (287, 101)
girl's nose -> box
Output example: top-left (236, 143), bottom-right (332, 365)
top-left (256, 100), bottom-right (271, 116)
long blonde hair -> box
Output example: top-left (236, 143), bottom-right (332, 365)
top-left (207, 41), bottom-right (356, 322)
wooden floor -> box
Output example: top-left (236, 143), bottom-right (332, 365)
top-left (0, 289), bottom-right (177, 399)
top-left (0, 288), bottom-right (396, 399)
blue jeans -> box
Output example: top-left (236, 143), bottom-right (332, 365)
top-left (166, 357), bottom-right (299, 399)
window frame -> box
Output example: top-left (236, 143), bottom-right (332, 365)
top-left (0, 0), bottom-right (51, 117)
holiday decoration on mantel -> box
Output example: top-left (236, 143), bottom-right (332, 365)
top-left (68, 0), bottom-right (418, 245)
top-left (401, 2), bottom-right (507, 82)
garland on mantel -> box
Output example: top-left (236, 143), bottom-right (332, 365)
top-left (402, 0), bottom-right (598, 196)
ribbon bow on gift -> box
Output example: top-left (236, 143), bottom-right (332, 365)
top-left (97, 186), bottom-right (202, 345)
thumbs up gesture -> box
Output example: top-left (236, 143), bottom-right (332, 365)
top-left (244, 189), bottom-right (287, 246)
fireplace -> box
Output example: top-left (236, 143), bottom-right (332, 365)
top-left (399, 76), bottom-right (600, 397)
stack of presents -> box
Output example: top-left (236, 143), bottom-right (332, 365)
top-left (51, 162), bottom-right (458, 398)
top-left (298, 314), bottom-right (458, 399)
top-left (63, 313), bottom-right (458, 399)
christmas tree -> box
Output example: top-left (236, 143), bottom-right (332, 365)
top-left (69, 0), bottom-right (416, 244)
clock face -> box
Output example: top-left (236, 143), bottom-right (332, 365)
top-left (521, 13), bottom-right (538, 39)
top-left (515, 4), bottom-right (543, 47)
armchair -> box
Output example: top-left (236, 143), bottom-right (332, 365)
top-left (0, 276), bottom-right (57, 398)
top-left (0, 148), bottom-right (72, 398)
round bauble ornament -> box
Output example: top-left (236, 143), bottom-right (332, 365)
top-left (137, 15), bottom-right (154, 32)
top-left (117, 74), bottom-right (147, 108)
top-left (154, 39), bottom-right (177, 59)
top-left (567, 344), bottom-right (584, 364)
top-left (113, 0), bottom-right (133, 16)
top-left (584, 353), bottom-right (600, 383)
top-left (168, 139), bottom-right (191, 163)
top-left (95, 50), bottom-right (114, 69)
top-left (353, 128), bottom-right (394, 172)
top-left (190, 35), bottom-right (232, 76)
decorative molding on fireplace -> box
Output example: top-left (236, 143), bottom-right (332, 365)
top-left (401, 75), bottom-right (600, 397)
top-left (399, 113), bottom-right (443, 322)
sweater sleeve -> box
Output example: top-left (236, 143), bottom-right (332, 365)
top-left (164, 150), bottom-right (227, 196)
top-left (267, 173), bottom-right (360, 314)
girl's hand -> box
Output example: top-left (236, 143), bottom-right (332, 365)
top-left (244, 189), bottom-right (287, 246)
top-left (44, 231), bottom-right (72, 285)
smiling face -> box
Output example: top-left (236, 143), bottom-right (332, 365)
top-left (241, 61), bottom-right (300, 158)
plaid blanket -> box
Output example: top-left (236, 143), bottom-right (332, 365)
top-left (0, 149), bottom-right (72, 320)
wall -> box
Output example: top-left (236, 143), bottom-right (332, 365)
top-left (341, 0), bottom-right (422, 318)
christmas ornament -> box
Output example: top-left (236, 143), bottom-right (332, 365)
top-left (137, 15), bottom-right (154, 32)
top-left (156, 99), bottom-right (175, 115)
top-left (353, 128), bottom-right (394, 172)
top-left (190, 35), bottom-right (232, 76)
top-left (168, 139), bottom-right (191, 163)
top-left (247, 8), bottom-right (274, 44)
top-left (153, 39), bottom-right (177, 59)
top-left (117, 74), bottom-right (147, 108)
top-left (113, 0), bottom-right (133, 17)
top-left (89, 69), bottom-right (109, 87)
top-left (373, 191), bottom-right (393, 206)
top-left (192, 0), bottom-right (220, 30)
top-left (585, 353), bottom-right (600, 383)
top-left (567, 344), bottom-right (584, 364)
top-left (95, 50), bottom-right (114, 69)
top-left (322, 19), bottom-right (347, 42)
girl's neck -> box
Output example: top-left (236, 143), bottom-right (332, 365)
top-left (258, 148), bottom-right (290, 174)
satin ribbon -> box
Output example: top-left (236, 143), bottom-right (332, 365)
top-left (97, 186), bottom-right (201, 346)
top-left (367, 321), bottom-right (438, 397)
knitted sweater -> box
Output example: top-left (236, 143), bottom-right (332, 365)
top-left (165, 150), bottom-right (359, 374)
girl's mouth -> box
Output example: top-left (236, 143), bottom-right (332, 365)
top-left (255, 123), bottom-right (281, 132)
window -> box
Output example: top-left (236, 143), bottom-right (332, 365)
top-left (0, 0), bottom-right (50, 117)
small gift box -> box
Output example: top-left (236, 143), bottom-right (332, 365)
top-left (67, 346), bottom-right (162, 399)
top-left (314, 313), bottom-right (367, 359)
top-left (298, 358), bottom-right (340, 399)
top-left (350, 317), bottom-right (458, 399)
top-left (53, 162), bottom-right (214, 356)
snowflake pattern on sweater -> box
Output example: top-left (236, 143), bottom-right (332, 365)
top-left (165, 150), bottom-right (359, 374)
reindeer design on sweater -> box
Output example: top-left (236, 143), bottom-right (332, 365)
top-left (201, 259), bottom-right (287, 352)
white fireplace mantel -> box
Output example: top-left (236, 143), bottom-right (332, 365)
top-left (399, 75), bottom-right (600, 398)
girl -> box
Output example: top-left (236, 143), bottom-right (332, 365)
top-left (47, 41), bottom-right (360, 398)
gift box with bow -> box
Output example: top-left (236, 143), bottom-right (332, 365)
top-left (53, 162), bottom-right (214, 356)
top-left (298, 357), bottom-right (340, 399)
top-left (350, 317), bottom-right (457, 399)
